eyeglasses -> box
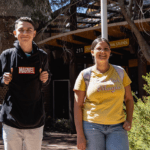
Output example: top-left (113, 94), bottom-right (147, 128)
top-left (94, 48), bottom-right (110, 51)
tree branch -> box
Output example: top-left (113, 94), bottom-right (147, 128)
top-left (118, 0), bottom-right (150, 62)
top-left (128, 0), bottom-right (133, 19)
top-left (133, 0), bottom-right (143, 19)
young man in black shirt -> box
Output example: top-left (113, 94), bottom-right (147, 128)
top-left (0, 17), bottom-right (50, 150)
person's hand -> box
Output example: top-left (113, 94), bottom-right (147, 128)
top-left (123, 120), bottom-right (132, 131)
top-left (3, 68), bottom-right (13, 85)
top-left (77, 135), bottom-right (86, 150)
top-left (39, 68), bottom-right (48, 83)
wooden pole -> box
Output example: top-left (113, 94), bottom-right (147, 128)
top-left (69, 0), bottom-right (77, 134)
top-left (69, 55), bottom-right (77, 134)
top-left (138, 52), bottom-right (147, 98)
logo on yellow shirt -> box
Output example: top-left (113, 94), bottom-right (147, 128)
top-left (97, 78), bottom-right (121, 93)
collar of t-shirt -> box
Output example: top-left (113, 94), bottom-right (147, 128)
top-left (25, 50), bottom-right (33, 57)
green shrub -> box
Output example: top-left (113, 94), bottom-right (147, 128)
top-left (44, 117), bottom-right (71, 133)
top-left (143, 73), bottom-right (150, 95)
top-left (128, 95), bottom-right (150, 150)
top-left (127, 72), bottom-right (150, 150)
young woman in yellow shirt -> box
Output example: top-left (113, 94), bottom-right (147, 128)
top-left (74, 37), bottom-right (134, 150)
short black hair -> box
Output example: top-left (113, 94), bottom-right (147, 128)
top-left (91, 36), bottom-right (110, 50)
top-left (15, 17), bottom-right (35, 30)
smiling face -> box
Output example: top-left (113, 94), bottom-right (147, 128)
top-left (13, 21), bottom-right (36, 44)
top-left (91, 41), bottom-right (111, 63)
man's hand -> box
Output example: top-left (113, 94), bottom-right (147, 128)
top-left (39, 68), bottom-right (49, 83)
top-left (3, 68), bottom-right (13, 85)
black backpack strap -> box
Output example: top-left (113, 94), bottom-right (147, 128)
top-left (83, 66), bottom-right (93, 90)
top-left (10, 48), bottom-right (16, 69)
top-left (6, 48), bottom-right (16, 72)
top-left (39, 51), bottom-right (44, 71)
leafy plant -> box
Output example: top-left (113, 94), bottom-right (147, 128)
top-left (127, 73), bottom-right (150, 150)
top-left (143, 73), bottom-right (150, 95)
top-left (128, 97), bottom-right (150, 150)
top-left (44, 116), bottom-right (71, 133)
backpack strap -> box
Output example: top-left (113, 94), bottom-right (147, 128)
top-left (83, 66), bottom-right (93, 90)
top-left (10, 48), bottom-right (16, 69)
top-left (6, 48), bottom-right (16, 72)
top-left (83, 65), bottom-right (124, 91)
top-left (38, 50), bottom-right (44, 71)
top-left (112, 65), bottom-right (124, 81)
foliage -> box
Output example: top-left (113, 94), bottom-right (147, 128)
top-left (128, 97), bottom-right (150, 150)
top-left (126, 73), bottom-right (150, 150)
top-left (143, 73), bottom-right (150, 95)
top-left (44, 116), bottom-right (71, 133)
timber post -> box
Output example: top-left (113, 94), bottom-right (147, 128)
top-left (138, 51), bottom-right (147, 98)
top-left (69, 51), bottom-right (77, 134)
top-left (69, 0), bottom-right (77, 134)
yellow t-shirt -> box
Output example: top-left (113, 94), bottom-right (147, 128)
top-left (74, 64), bottom-right (132, 125)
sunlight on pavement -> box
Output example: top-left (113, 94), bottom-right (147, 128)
top-left (42, 144), bottom-right (77, 150)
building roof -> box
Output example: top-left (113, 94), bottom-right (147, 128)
top-left (46, 0), bottom-right (150, 35)
top-left (37, 0), bottom-right (150, 57)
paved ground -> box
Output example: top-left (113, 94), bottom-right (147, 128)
top-left (0, 132), bottom-right (78, 150)
top-left (42, 132), bottom-right (77, 150)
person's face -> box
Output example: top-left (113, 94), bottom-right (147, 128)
top-left (13, 21), bottom-right (36, 44)
top-left (91, 41), bottom-right (111, 63)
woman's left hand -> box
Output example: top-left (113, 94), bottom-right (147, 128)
top-left (123, 120), bottom-right (132, 131)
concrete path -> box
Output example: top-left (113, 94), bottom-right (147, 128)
top-left (42, 132), bottom-right (77, 150)
top-left (0, 132), bottom-right (78, 150)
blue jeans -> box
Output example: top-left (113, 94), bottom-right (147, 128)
top-left (83, 121), bottom-right (129, 150)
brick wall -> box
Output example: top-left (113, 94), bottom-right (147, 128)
top-left (0, 16), bottom-right (16, 103)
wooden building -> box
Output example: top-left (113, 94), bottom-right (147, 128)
top-left (37, 17), bottom-right (150, 125)
top-left (36, 0), bottom-right (150, 132)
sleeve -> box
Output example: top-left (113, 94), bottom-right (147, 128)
top-left (0, 55), bottom-right (3, 86)
top-left (73, 71), bottom-right (86, 91)
top-left (0, 51), bottom-right (8, 86)
top-left (123, 70), bottom-right (132, 87)
top-left (42, 53), bottom-right (51, 86)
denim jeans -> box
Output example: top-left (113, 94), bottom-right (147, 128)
top-left (83, 121), bottom-right (129, 150)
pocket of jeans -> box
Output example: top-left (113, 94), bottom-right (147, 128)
top-left (111, 123), bottom-right (125, 132)
top-left (117, 124), bottom-right (128, 135)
